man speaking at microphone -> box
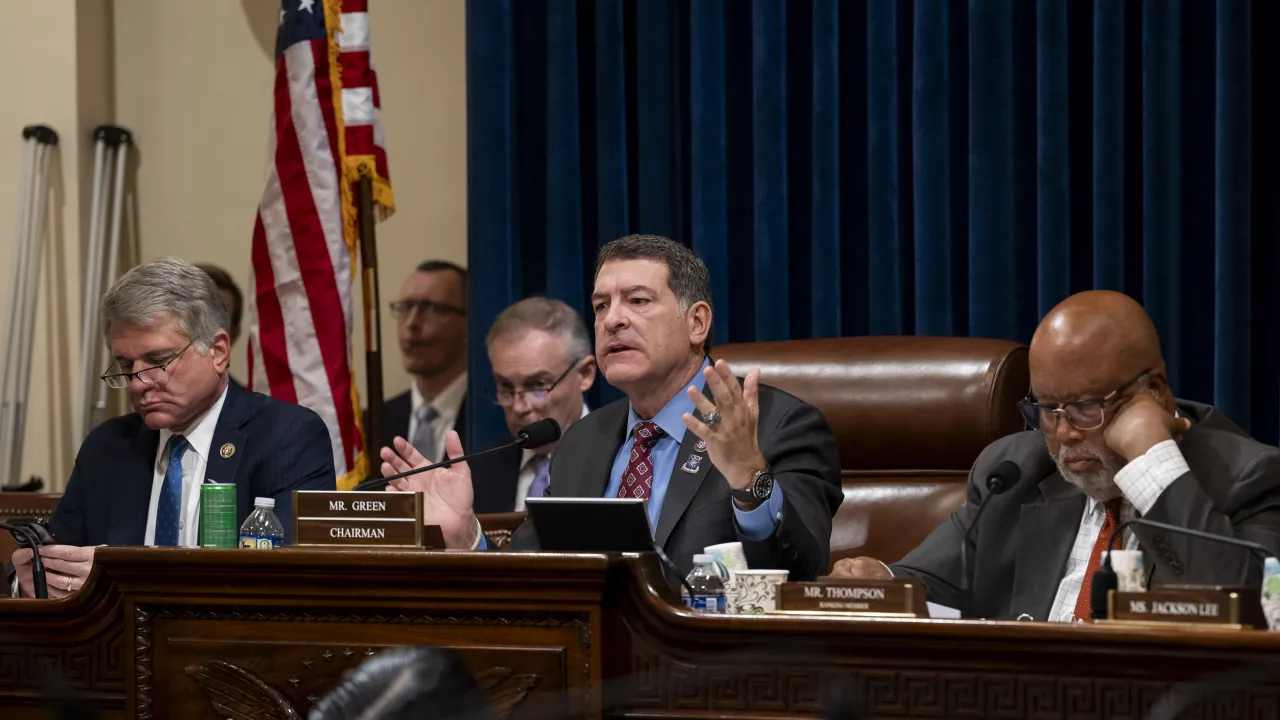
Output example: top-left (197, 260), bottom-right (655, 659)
top-left (379, 234), bottom-right (842, 579)
top-left (832, 291), bottom-right (1280, 622)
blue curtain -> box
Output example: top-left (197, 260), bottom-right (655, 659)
top-left (466, 0), bottom-right (1280, 449)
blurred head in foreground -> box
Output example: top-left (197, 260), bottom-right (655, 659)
top-left (308, 646), bottom-right (496, 720)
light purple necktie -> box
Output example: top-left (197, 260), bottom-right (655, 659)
top-left (410, 405), bottom-right (439, 462)
top-left (525, 454), bottom-right (551, 501)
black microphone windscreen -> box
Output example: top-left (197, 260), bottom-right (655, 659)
top-left (1090, 568), bottom-right (1117, 620)
top-left (986, 460), bottom-right (1021, 495)
top-left (517, 418), bottom-right (561, 448)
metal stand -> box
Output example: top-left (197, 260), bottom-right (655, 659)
top-left (74, 126), bottom-right (132, 449)
top-left (0, 126), bottom-right (58, 487)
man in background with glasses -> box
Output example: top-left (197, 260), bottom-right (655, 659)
top-left (379, 261), bottom-right (469, 462)
top-left (465, 297), bottom-right (596, 513)
top-left (831, 290), bottom-right (1280, 622)
top-left (11, 258), bottom-right (335, 598)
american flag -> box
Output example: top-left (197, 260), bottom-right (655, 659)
top-left (246, 0), bottom-right (394, 490)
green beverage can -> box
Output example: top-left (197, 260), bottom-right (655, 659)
top-left (199, 483), bottom-right (238, 548)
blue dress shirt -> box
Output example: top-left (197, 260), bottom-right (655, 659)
top-left (604, 358), bottom-right (784, 540)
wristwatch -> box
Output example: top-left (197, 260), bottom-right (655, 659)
top-left (731, 468), bottom-right (774, 506)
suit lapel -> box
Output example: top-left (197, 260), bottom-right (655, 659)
top-left (653, 428), bottom-right (713, 548)
top-left (109, 425), bottom-right (161, 545)
top-left (206, 383), bottom-right (249, 493)
top-left (1009, 474), bottom-right (1086, 621)
top-left (561, 401), bottom-right (627, 499)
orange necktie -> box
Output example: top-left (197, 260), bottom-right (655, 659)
top-left (1073, 498), bottom-right (1123, 622)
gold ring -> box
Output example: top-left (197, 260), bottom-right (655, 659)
top-left (65, 576), bottom-right (72, 592)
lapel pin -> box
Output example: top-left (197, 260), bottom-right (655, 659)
top-left (694, 439), bottom-right (707, 453)
top-left (680, 454), bottom-right (703, 474)
top-left (220, 443), bottom-right (236, 459)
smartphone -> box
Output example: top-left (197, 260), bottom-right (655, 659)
top-left (4, 517), bottom-right (56, 548)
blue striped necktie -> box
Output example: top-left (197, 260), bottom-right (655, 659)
top-left (155, 435), bottom-right (188, 547)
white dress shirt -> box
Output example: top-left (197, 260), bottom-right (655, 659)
top-left (409, 372), bottom-right (467, 462)
top-left (143, 385), bottom-right (229, 547)
top-left (1047, 438), bottom-right (1191, 622)
top-left (513, 403), bottom-right (590, 511)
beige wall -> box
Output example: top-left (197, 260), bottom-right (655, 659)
top-left (0, 0), bottom-right (114, 490)
top-left (0, 0), bottom-right (467, 490)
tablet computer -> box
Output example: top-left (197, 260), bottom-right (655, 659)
top-left (524, 497), bottom-right (654, 552)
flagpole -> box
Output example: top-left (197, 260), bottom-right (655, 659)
top-left (357, 175), bottom-right (384, 477)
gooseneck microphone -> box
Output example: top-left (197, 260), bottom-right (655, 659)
top-left (1088, 517), bottom-right (1273, 620)
top-left (352, 418), bottom-right (562, 492)
top-left (0, 522), bottom-right (49, 599)
top-left (958, 460), bottom-right (1021, 617)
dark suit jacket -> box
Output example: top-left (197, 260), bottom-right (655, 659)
top-left (468, 439), bottom-right (523, 514)
top-left (508, 384), bottom-right (843, 580)
top-left (894, 400), bottom-right (1280, 620)
top-left (50, 381), bottom-right (336, 546)
top-left (377, 390), bottom-right (468, 454)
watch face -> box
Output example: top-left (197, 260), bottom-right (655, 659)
top-left (753, 473), bottom-right (773, 499)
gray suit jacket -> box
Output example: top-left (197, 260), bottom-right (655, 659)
top-left (894, 400), bottom-right (1280, 620)
top-left (508, 384), bottom-right (843, 580)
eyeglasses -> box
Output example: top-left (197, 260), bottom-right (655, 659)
top-left (101, 343), bottom-right (193, 389)
top-left (1018, 369), bottom-right (1152, 432)
top-left (389, 299), bottom-right (466, 320)
top-left (486, 357), bottom-right (583, 407)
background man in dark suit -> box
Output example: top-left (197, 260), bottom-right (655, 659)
top-left (468, 297), bottom-right (596, 514)
top-left (380, 261), bottom-right (468, 460)
top-left (11, 258), bottom-right (336, 598)
top-left (379, 235), bottom-right (842, 580)
top-left (832, 291), bottom-right (1280, 621)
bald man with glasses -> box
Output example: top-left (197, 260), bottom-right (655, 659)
top-left (462, 297), bottom-right (597, 513)
top-left (832, 290), bottom-right (1280, 623)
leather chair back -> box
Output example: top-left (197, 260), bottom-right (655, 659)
top-left (712, 337), bottom-right (1029, 565)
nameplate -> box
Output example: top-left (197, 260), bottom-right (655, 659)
top-left (775, 579), bottom-right (926, 617)
top-left (1107, 586), bottom-right (1262, 629)
top-left (291, 491), bottom-right (442, 549)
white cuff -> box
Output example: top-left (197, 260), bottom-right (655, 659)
top-left (1114, 439), bottom-right (1190, 515)
top-left (469, 517), bottom-right (485, 550)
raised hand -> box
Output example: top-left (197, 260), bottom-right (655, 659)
top-left (380, 431), bottom-right (479, 549)
top-left (1103, 393), bottom-right (1191, 462)
top-left (681, 360), bottom-right (768, 501)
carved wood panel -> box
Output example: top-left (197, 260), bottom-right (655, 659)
top-left (620, 640), bottom-right (1280, 719)
top-left (0, 618), bottom-right (125, 696)
top-left (135, 605), bottom-right (592, 720)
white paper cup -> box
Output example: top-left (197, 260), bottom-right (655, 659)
top-left (1106, 550), bottom-right (1146, 593)
top-left (704, 541), bottom-right (749, 573)
top-left (1261, 557), bottom-right (1280, 631)
top-left (724, 569), bottom-right (789, 615)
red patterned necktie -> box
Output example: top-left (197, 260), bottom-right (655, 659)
top-left (616, 421), bottom-right (665, 500)
top-left (1073, 498), bottom-right (1123, 622)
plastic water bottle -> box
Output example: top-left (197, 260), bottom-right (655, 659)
top-left (239, 497), bottom-right (285, 549)
top-left (681, 554), bottom-right (726, 613)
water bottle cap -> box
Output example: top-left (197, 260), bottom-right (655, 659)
top-left (254, 497), bottom-right (275, 508)
top-left (693, 554), bottom-right (712, 564)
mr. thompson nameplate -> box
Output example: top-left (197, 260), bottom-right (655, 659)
top-left (777, 579), bottom-right (925, 616)
top-left (292, 490), bottom-right (428, 549)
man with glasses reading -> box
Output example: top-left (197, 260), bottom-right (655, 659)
top-left (10, 258), bottom-right (336, 598)
top-left (832, 290), bottom-right (1280, 622)
top-left (465, 297), bottom-right (596, 513)
top-left (379, 261), bottom-right (469, 462)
